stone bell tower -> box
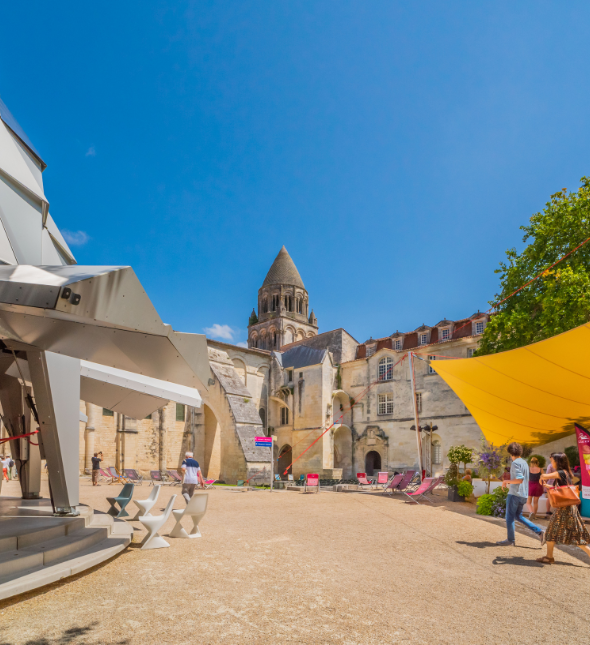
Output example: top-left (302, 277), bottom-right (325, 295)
top-left (248, 246), bottom-right (318, 350)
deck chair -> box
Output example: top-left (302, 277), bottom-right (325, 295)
top-left (170, 492), bottom-right (209, 538)
top-left (124, 469), bottom-right (144, 486)
top-left (383, 473), bottom-right (404, 494)
top-left (376, 472), bottom-right (389, 489)
top-left (298, 474), bottom-right (305, 486)
top-left (402, 477), bottom-right (441, 504)
top-left (203, 478), bottom-right (216, 489)
top-left (356, 472), bottom-right (374, 490)
top-left (167, 470), bottom-right (183, 486)
top-left (131, 485), bottom-right (161, 520)
top-left (150, 470), bottom-right (173, 486)
top-left (108, 466), bottom-right (131, 484)
top-left (99, 468), bottom-right (113, 484)
top-left (107, 483), bottom-right (135, 518)
top-left (139, 495), bottom-right (177, 550)
top-left (392, 470), bottom-right (417, 494)
top-left (304, 474), bottom-right (320, 493)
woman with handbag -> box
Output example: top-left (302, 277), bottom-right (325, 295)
top-left (536, 453), bottom-right (590, 564)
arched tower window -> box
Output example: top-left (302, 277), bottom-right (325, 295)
top-left (262, 297), bottom-right (268, 314)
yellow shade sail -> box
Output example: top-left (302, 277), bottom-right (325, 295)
top-left (430, 323), bottom-right (590, 446)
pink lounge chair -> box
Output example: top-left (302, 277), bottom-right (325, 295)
top-left (402, 476), bottom-right (443, 505)
top-left (390, 470), bottom-right (417, 494)
top-left (383, 473), bottom-right (404, 494)
top-left (99, 468), bottom-right (113, 484)
top-left (304, 474), bottom-right (320, 493)
top-left (167, 470), bottom-right (183, 485)
top-left (356, 472), bottom-right (374, 490)
top-left (203, 478), bottom-right (216, 489)
top-left (376, 472), bottom-right (389, 486)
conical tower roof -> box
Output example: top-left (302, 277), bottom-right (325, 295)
top-left (262, 246), bottom-right (305, 288)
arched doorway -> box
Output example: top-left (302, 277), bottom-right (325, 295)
top-left (203, 405), bottom-right (222, 479)
top-left (333, 426), bottom-right (353, 479)
top-left (278, 445), bottom-right (292, 480)
top-left (365, 450), bottom-right (381, 476)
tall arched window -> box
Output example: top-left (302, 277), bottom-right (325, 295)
top-left (378, 356), bottom-right (394, 381)
top-left (432, 440), bottom-right (442, 465)
top-left (262, 297), bottom-right (268, 314)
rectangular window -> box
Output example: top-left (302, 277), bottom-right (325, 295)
top-left (441, 328), bottom-right (450, 341)
top-left (394, 339), bottom-right (402, 350)
top-left (475, 321), bottom-right (485, 335)
top-left (378, 393), bottom-right (394, 415)
top-left (288, 369), bottom-right (293, 382)
top-left (432, 442), bottom-right (442, 464)
top-left (281, 407), bottom-right (289, 425)
top-left (366, 345), bottom-right (376, 357)
top-left (420, 334), bottom-right (428, 345)
top-left (176, 403), bottom-right (186, 422)
top-left (415, 392), bottom-right (422, 413)
top-left (467, 348), bottom-right (476, 358)
top-left (299, 372), bottom-right (303, 378)
top-left (428, 355), bottom-right (436, 375)
top-left (102, 408), bottom-right (114, 417)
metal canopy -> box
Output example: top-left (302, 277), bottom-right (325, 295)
top-left (80, 360), bottom-right (202, 419)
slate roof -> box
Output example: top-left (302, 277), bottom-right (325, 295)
top-left (262, 246), bottom-right (305, 288)
top-left (0, 95), bottom-right (45, 167)
top-left (281, 345), bottom-right (326, 369)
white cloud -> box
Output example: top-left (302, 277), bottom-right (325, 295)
top-left (85, 146), bottom-right (96, 157)
top-left (62, 230), bottom-right (90, 246)
top-left (236, 341), bottom-right (248, 348)
top-left (204, 324), bottom-right (235, 340)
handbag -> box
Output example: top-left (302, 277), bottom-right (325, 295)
top-left (547, 471), bottom-right (580, 508)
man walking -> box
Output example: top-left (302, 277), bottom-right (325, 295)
top-left (497, 442), bottom-right (544, 546)
top-left (91, 451), bottom-right (103, 486)
top-left (180, 451), bottom-right (204, 503)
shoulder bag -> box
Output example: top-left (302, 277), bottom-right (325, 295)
top-left (547, 470), bottom-right (580, 508)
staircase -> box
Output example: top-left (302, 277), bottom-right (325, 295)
top-left (0, 498), bottom-right (133, 601)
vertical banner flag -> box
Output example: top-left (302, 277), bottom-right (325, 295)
top-left (575, 424), bottom-right (590, 518)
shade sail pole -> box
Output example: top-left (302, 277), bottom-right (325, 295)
top-left (409, 351), bottom-right (423, 482)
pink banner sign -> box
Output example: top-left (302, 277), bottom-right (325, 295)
top-left (575, 424), bottom-right (590, 501)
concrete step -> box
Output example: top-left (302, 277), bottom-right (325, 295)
top-left (0, 516), bottom-right (87, 554)
top-left (0, 549), bottom-right (44, 579)
top-left (21, 527), bottom-right (109, 566)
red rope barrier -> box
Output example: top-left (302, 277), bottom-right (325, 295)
top-left (0, 430), bottom-right (39, 445)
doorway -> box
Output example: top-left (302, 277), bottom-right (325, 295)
top-left (365, 450), bottom-right (382, 476)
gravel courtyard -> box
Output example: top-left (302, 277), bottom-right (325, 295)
top-left (1, 480), bottom-right (589, 645)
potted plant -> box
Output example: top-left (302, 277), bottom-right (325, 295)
top-left (477, 442), bottom-right (504, 494)
top-left (445, 445), bottom-right (474, 501)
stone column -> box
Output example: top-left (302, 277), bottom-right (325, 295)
top-left (84, 402), bottom-right (98, 472)
top-left (159, 404), bottom-right (173, 472)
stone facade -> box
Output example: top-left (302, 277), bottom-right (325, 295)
top-left (76, 248), bottom-right (504, 483)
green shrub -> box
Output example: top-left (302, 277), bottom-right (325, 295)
top-left (527, 454), bottom-right (546, 468)
top-left (444, 463), bottom-right (460, 488)
top-left (457, 480), bottom-right (474, 498)
top-left (476, 494), bottom-right (494, 515)
top-left (565, 446), bottom-right (580, 468)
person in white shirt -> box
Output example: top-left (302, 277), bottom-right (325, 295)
top-left (180, 452), bottom-right (204, 503)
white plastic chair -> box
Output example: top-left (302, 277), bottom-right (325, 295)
top-left (139, 494), bottom-right (177, 550)
top-left (170, 492), bottom-right (209, 538)
top-left (131, 484), bottom-right (161, 520)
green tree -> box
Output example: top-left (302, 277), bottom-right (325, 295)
top-left (476, 177), bottom-right (590, 356)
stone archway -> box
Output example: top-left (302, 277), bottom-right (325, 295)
top-left (278, 444), bottom-right (292, 480)
top-left (365, 450), bottom-right (382, 476)
top-left (333, 426), bottom-right (353, 479)
top-left (203, 404), bottom-right (222, 479)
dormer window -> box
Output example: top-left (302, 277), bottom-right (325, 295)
top-left (394, 338), bottom-right (402, 350)
top-left (441, 328), bottom-right (450, 341)
top-left (419, 333), bottom-right (428, 345)
top-left (474, 321), bottom-right (485, 335)
top-left (366, 345), bottom-right (376, 357)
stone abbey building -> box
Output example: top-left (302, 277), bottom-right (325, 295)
top-left (77, 247), bottom-right (491, 483)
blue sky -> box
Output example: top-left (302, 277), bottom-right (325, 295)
top-left (1, 2), bottom-right (590, 346)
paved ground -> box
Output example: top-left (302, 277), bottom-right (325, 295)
top-left (1, 479), bottom-right (590, 645)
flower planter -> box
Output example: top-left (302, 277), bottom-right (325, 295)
top-left (448, 485), bottom-right (465, 502)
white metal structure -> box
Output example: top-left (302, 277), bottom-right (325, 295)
top-left (139, 495), bottom-right (177, 550)
top-left (170, 492), bottom-right (209, 538)
top-left (0, 94), bottom-right (210, 514)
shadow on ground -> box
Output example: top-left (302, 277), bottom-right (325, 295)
top-left (0, 622), bottom-right (130, 645)
top-left (456, 540), bottom-right (538, 550)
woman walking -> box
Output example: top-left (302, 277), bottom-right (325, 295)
top-left (527, 457), bottom-right (544, 519)
top-left (536, 453), bottom-right (590, 564)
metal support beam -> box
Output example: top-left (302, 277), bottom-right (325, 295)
top-left (27, 350), bottom-right (81, 514)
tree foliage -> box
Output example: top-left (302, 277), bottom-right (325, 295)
top-left (476, 177), bottom-right (590, 355)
